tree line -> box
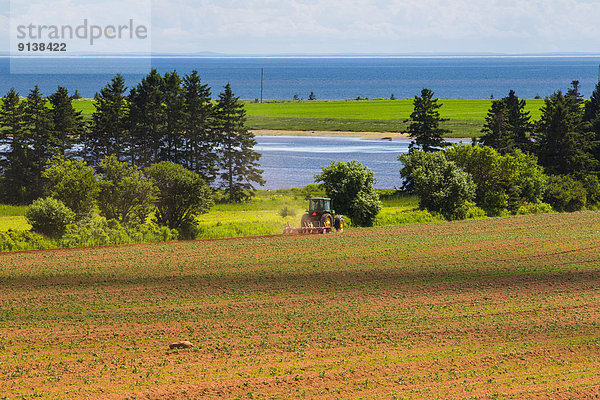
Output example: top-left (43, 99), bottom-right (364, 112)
top-left (401, 81), bottom-right (600, 219)
top-left (0, 70), bottom-right (264, 204)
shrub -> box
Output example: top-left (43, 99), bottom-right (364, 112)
top-left (349, 190), bottom-right (382, 227)
top-left (399, 151), bottom-right (476, 220)
top-left (59, 217), bottom-right (177, 248)
top-left (0, 230), bottom-right (52, 252)
top-left (543, 175), bottom-right (587, 212)
top-left (314, 160), bottom-right (382, 227)
top-left (582, 175), bottom-right (600, 206)
top-left (516, 202), bottom-right (554, 215)
top-left (25, 197), bottom-right (75, 238)
top-left (279, 206), bottom-right (296, 218)
top-left (445, 145), bottom-right (547, 216)
top-left (97, 155), bottom-right (157, 224)
top-left (145, 162), bottom-right (213, 233)
top-left (43, 157), bottom-right (99, 220)
top-left (464, 202), bottom-right (487, 219)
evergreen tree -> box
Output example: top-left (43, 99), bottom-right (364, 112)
top-left (0, 89), bottom-right (28, 203)
top-left (583, 82), bottom-right (600, 170)
top-left (503, 90), bottom-right (532, 151)
top-left (535, 91), bottom-right (597, 176)
top-left (215, 84), bottom-right (264, 202)
top-left (406, 88), bottom-right (451, 152)
top-left (478, 99), bottom-right (513, 153)
top-left (21, 86), bottom-right (56, 201)
top-left (567, 80), bottom-right (583, 104)
top-left (128, 69), bottom-right (165, 166)
top-left (161, 71), bottom-right (185, 163)
top-left (182, 71), bottom-right (217, 184)
top-left (583, 81), bottom-right (600, 125)
top-left (49, 86), bottom-right (84, 157)
top-left (85, 75), bottom-right (129, 164)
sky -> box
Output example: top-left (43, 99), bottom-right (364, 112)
top-left (2, 0), bottom-right (600, 55)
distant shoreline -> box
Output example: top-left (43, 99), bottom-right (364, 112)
top-left (251, 129), bottom-right (409, 139)
top-left (2, 53), bottom-right (600, 58)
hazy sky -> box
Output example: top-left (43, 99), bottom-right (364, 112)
top-left (2, 0), bottom-right (600, 55)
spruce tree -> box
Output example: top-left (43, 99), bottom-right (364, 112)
top-left (583, 82), bottom-right (600, 170)
top-left (583, 81), bottom-right (600, 125)
top-left (535, 91), bottom-right (597, 176)
top-left (182, 71), bottom-right (217, 184)
top-left (85, 75), bottom-right (129, 164)
top-left (406, 88), bottom-right (450, 152)
top-left (161, 71), bottom-right (185, 163)
top-left (128, 69), bottom-right (165, 166)
top-left (503, 90), bottom-right (532, 151)
top-left (0, 89), bottom-right (27, 202)
top-left (49, 86), bottom-right (84, 157)
top-left (215, 84), bottom-right (264, 202)
top-left (479, 99), bottom-right (513, 153)
top-left (21, 86), bottom-right (56, 201)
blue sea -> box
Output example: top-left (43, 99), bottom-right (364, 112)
top-left (1, 56), bottom-right (600, 100)
top-left (2, 56), bottom-right (600, 189)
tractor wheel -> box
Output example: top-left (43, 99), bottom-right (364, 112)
top-left (320, 213), bottom-right (333, 228)
top-left (334, 216), bottom-right (344, 232)
top-left (301, 214), bottom-right (311, 227)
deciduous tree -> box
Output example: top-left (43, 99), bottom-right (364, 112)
top-left (314, 160), bottom-right (382, 226)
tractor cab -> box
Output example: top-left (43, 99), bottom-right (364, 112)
top-left (308, 198), bottom-right (333, 215)
top-left (301, 197), bottom-right (344, 231)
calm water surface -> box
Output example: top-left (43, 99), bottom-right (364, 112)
top-left (255, 135), bottom-right (465, 189)
top-left (3, 57), bottom-right (600, 100)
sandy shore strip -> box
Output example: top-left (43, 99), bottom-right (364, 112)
top-left (251, 129), bottom-right (409, 139)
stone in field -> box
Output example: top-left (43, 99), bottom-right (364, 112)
top-left (169, 340), bottom-right (194, 350)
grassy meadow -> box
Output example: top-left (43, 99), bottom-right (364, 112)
top-left (70, 98), bottom-right (545, 138)
top-left (0, 190), bottom-right (433, 239)
top-left (1, 211), bottom-right (600, 398)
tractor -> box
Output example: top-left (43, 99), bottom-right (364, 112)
top-left (300, 197), bottom-right (344, 231)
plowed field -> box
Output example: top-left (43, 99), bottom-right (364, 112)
top-left (2, 212), bottom-right (600, 399)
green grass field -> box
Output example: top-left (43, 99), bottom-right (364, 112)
top-left (2, 211), bottom-right (600, 398)
top-left (0, 191), bottom-right (424, 238)
top-left (70, 98), bottom-right (545, 138)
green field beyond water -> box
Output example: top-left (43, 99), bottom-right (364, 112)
top-left (71, 98), bottom-right (545, 138)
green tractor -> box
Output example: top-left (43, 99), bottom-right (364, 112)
top-left (301, 197), bottom-right (344, 231)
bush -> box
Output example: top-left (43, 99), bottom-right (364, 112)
top-left (314, 160), bottom-right (382, 227)
top-left (445, 145), bottom-right (547, 216)
top-left (349, 190), bottom-right (382, 227)
top-left (464, 202), bottom-right (487, 219)
top-left (582, 175), bottom-right (600, 206)
top-left (279, 206), bottom-right (296, 218)
top-left (43, 157), bottom-right (99, 220)
top-left (97, 155), bottom-right (157, 224)
top-left (59, 217), bottom-right (177, 248)
top-left (145, 162), bottom-right (213, 233)
top-left (399, 151), bottom-right (476, 220)
top-left (543, 175), bottom-right (587, 212)
top-left (25, 197), bottom-right (75, 238)
top-left (0, 229), bottom-right (52, 252)
top-left (516, 202), bottom-right (554, 215)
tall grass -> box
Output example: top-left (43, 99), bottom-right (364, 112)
top-left (0, 204), bottom-right (28, 216)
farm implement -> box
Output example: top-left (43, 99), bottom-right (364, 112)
top-left (283, 197), bottom-right (344, 235)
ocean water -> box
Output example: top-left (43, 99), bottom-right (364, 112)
top-left (1, 56), bottom-right (600, 100)
top-left (255, 136), bottom-right (465, 189)
top-left (2, 56), bottom-right (599, 189)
